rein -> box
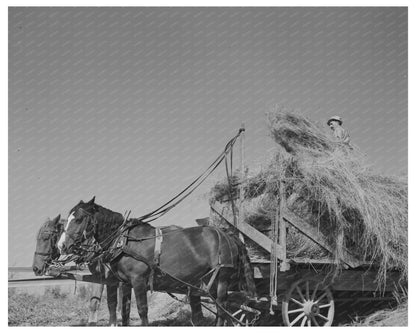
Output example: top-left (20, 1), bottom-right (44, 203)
top-left (65, 130), bottom-right (244, 261)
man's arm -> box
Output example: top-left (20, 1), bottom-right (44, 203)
top-left (334, 127), bottom-right (351, 144)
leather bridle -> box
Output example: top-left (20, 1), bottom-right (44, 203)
top-left (35, 227), bottom-right (61, 261)
top-left (64, 208), bottom-right (98, 256)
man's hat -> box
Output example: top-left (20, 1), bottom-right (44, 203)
top-left (327, 116), bottom-right (343, 126)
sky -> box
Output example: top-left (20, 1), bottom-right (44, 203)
top-left (8, 7), bottom-right (407, 266)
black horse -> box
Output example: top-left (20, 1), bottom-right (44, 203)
top-left (33, 214), bottom-right (132, 326)
top-left (58, 197), bottom-right (257, 326)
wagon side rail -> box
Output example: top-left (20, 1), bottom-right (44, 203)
top-left (210, 201), bottom-right (366, 269)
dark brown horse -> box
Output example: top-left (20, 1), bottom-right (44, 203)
top-left (58, 197), bottom-right (257, 326)
top-left (33, 215), bottom-right (132, 326)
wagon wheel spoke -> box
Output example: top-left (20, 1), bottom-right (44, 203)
top-left (304, 280), bottom-right (310, 301)
top-left (232, 309), bottom-right (242, 316)
top-left (287, 307), bottom-right (305, 314)
top-left (316, 313), bottom-right (329, 322)
top-left (316, 291), bottom-right (328, 303)
top-left (318, 303), bottom-right (332, 309)
top-left (312, 316), bottom-right (319, 326)
top-left (290, 312), bottom-right (306, 326)
top-left (301, 316), bottom-right (308, 327)
top-left (307, 318), bottom-right (312, 327)
top-left (296, 286), bottom-right (306, 302)
top-left (290, 297), bottom-right (304, 307)
top-left (311, 284), bottom-right (319, 301)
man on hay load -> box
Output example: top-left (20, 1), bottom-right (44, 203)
top-left (327, 115), bottom-right (351, 146)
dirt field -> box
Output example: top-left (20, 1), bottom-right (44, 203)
top-left (8, 284), bottom-right (407, 326)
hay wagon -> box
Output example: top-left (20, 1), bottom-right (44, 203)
top-left (15, 126), bottom-right (405, 326)
top-left (206, 193), bottom-right (404, 326)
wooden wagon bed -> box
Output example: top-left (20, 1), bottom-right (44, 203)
top-left (209, 200), bottom-right (403, 293)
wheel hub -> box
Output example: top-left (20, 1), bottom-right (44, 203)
top-left (303, 301), bottom-right (320, 317)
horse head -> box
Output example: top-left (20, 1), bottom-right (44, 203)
top-left (57, 196), bottom-right (98, 255)
top-left (32, 214), bottom-right (63, 276)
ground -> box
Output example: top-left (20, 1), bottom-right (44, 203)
top-left (8, 285), bottom-right (407, 326)
top-left (8, 286), bottom-right (215, 326)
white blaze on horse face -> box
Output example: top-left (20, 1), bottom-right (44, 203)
top-left (57, 233), bottom-right (65, 253)
top-left (57, 212), bottom-right (75, 252)
top-left (65, 212), bottom-right (75, 231)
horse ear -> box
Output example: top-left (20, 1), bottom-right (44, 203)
top-left (52, 214), bottom-right (61, 224)
top-left (88, 196), bottom-right (95, 204)
top-left (79, 200), bottom-right (84, 204)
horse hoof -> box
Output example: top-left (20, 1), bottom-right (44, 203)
top-left (191, 316), bottom-right (204, 326)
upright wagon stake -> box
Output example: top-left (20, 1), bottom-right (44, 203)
top-left (269, 199), bottom-right (279, 314)
top-left (238, 123), bottom-right (246, 243)
top-left (279, 179), bottom-right (290, 271)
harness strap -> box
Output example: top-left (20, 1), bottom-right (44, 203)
top-left (201, 265), bottom-right (222, 293)
top-left (154, 227), bottom-right (163, 265)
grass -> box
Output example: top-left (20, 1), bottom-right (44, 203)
top-left (8, 286), bottom-right (214, 326)
top-left (8, 287), bottom-right (88, 326)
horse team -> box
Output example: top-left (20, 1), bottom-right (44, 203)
top-left (32, 197), bottom-right (257, 326)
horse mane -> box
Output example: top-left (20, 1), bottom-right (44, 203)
top-left (92, 203), bottom-right (125, 242)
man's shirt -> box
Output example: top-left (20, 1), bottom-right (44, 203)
top-left (333, 127), bottom-right (351, 144)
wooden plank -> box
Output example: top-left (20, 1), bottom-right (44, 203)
top-left (252, 264), bottom-right (403, 292)
top-left (253, 258), bottom-right (341, 265)
top-left (9, 270), bottom-right (104, 288)
top-left (8, 277), bottom-right (75, 288)
top-left (283, 208), bottom-right (362, 268)
top-left (211, 202), bottom-right (285, 259)
top-left (8, 267), bottom-right (34, 273)
top-left (290, 257), bottom-right (338, 265)
top-left (61, 272), bottom-right (105, 284)
top-left (238, 221), bottom-right (284, 259)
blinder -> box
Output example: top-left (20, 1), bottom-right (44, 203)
top-left (66, 208), bottom-right (98, 255)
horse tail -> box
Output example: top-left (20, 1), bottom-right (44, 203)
top-left (236, 239), bottom-right (257, 298)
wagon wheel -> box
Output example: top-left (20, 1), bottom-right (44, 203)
top-left (282, 278), bottom-right (335, 327)
top-left (222, 293), bottom-right (261, 326)
top-left (228, 304), bottom-right (261, 326)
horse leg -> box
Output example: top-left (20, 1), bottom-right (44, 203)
top-left (215, 270), bottom-right (231, 326)
top-left (87, 283), bottom-right (104, 326)
top-left (120, 283), bottom-right (132, 326)
top-left (106, 284), bottom-right (118, 326)
top-left (132, 275), bottom-right (149, 326)
top-left (117, 284), bottom-right (122, 313)
top-left (189, 294), bottom-right (204, 325)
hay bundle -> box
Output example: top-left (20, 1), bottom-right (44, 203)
top-left (209, 111), bottom-right (407, 286)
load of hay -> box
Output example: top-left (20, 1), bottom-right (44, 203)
top-left (209, 111), bottom-right (407, 287)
